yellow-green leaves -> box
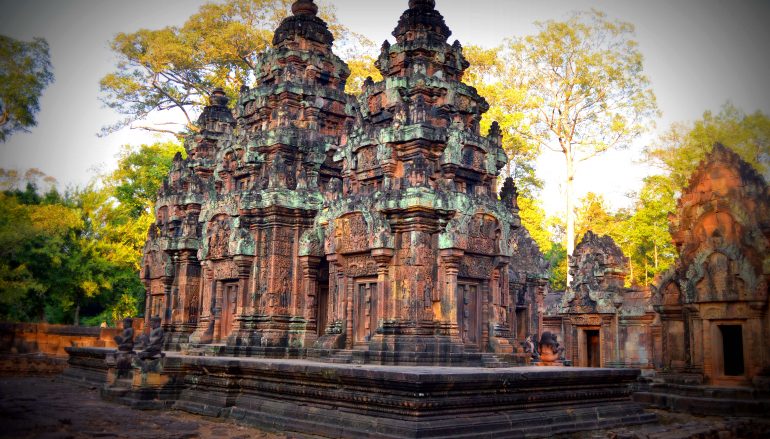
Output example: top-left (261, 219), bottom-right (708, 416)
top-left (0, 35), bottom-right (54, 142)
top-left (100, 0), bottom-right (377, 135)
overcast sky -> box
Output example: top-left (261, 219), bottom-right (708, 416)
top-left (1, 0), bottom-right (769, 216)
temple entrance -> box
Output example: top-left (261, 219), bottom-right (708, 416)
top-left (316, 259), bottom-right (329, 336)
top-left (457, 282), bottom-right (480, 348)
top-left (585, 330), bottom-right (601, 367)
top-left (354, 280), bottom-right (377, 343)
top-left (719, 325), bottom-right (744, 376)
top-left (515, 307), bottom-right (527, 339)
top-left (221, 282), bottom-right (238, 340)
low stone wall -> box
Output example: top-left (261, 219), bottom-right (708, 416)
top-left (0, 323), bottom-right (120, 357)
top-left (175, 358), bottom-right (656, 438)
top-left (0, 322), bottom-right (138, 375)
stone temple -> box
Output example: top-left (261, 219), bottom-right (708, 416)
top-left (141, 0), bottom-right (537, 365)
top-left (56, 0), bottom-right (769, 437)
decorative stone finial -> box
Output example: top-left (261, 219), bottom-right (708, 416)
top-left (409, 0), bottom-right (436, 9)
top-left (292, 0), bottom-right (318, 16)
top-left (210, 87), bottom-right (229, 107)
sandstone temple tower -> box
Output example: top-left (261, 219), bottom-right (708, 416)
top-left (141, 0), bottom-right (544, 364)
top-left (654, 143), bottom-right (770, 386)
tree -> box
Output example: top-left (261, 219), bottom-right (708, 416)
top-left (507, 10), bottom-right (658, 276)
top-left (463, 45), bottom-right (541, 198)
top-left (106, 141), bottom-right (186, 218)
top-left (100, 0), bottom-right (377, 136)
top-left (0, 35), bottom-right (54, 142)
top-left (646, 103), bottom-right (770, 188)
top-left (574, 192), bottom-right (618, 244)
top-left (0, 141), bottom-right (181, 325)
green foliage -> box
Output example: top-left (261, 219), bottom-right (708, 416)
top-left (107, 142), bottom-right (186, 218)
top-left (0, 35), bottom-right (54, 142)
top-left (100, 0), bottom-right (377, 135)
top-left (572, 187), bottom-right (676, 287)
top-left (646, 103), bottom-right (770, 188)
top-left (464, 45), bottom-right (541, 198)
top-left (110, 293), bottom-right (140, 324)
top-left (544, 243), bottom-right (568, 291)
top-left (0, 141), bottom-right (180, 325)
top-left (506, 10), bottom-right (659, 257)
top-left (517, 196), bottom-right (568, 290)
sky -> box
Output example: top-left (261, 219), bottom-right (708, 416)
top-left (1, 0), bottom-right (769, 217)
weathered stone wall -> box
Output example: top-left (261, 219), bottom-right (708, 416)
top-left (0, 323), bottom-right (121, 357)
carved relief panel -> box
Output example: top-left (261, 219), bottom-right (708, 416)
top-left (335, 213), bottom-right (368, 254)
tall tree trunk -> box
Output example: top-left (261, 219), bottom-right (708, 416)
top-left (74, 303), bottom-right (80, 326)
top-left (565, 151), bottom-right (575, 286)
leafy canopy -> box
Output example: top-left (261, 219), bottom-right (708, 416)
top-left (507, 10), bottom-right (659, 261)
top-left (0, 35), bottom-right (54, 142)
top-left (646, 103), bottom-right (770, 188)
top-left (100, 0), bottom-right (378, 136)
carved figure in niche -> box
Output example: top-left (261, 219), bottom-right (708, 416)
top-left (538, 331), bottom-right (560, 363)
top-left (268, 154), bottom-right (288, 189)
top-left (182, 214), bottom-right (198, 238)
top-left (208, 218), bottom-right (230, 259)
top-left (137, 317), bottom-right (165, 360)
top-left (699, 252), bottom-right (734, 301)
top-left (393, 102), bottom-right (407, 129)
top-left (410, 95), bottom-right (428, 124)
top-left (113, 317), bottom-right (135, 352)
top-left (296, 165), bottom-right (308, 190)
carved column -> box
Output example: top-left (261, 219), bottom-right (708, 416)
top-left (299, 255), bottom-right (321, 332)
top-left (345, 272), bottom-right (354, 349)
top-left (372, 248), bottom-right (394, 329)
top-left (439, 248), bottom-right (463, 337)
top-left (234, 255), bottom-right (253, 317)
top-left (162, 265), bottom-right (175, 326)
top-left (177, 250), bottom-right (199, 325)
top-left (212, 280), bottom-right (224, 342)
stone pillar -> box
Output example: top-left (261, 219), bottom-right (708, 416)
top-left (212, 280), bottom-right (224, 342)
top-left (372, 248), bottom-right (394, 329)
top-left (439, 249), bottom-right (463, 337)
top-left (345, 273), bottom-right (354, 349)
top-left (162, 270), bottom-right (174, 326)
top-left (299, 255), bottom-right (321, 332)
top-left (234, 256), bottom-right (252, 317)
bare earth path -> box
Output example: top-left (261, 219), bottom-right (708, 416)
top-left (0, 377), bottom-right (288, 439)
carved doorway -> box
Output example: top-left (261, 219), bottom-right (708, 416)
top-left (457, 282), bottom-right (480, 348)
top-left (719, 325), bottom-right (744, 376)
top-left (585, 330), bottom-right (600, 367)
top-left (354, 280), bottom-right (377, 344)
top-left (221, 282), bottom-right (239, 340)
top-left (316, 259), bottom-right (329, 336)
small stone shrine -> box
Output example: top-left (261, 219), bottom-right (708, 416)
top-left (634, 144), bottom-right (770, 416)
top-left (543, 231), bottom-right (659, 368)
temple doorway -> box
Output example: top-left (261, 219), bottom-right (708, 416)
top-left (457, 282), bottom-right (480, 348)
top-left (515, 307), bottom-right (527, 339)
top-left (221, 282), bottom-right (238, 340)
top-left (316, 259), bottom-right (329, 336)
top-left (585, 330), bottom-right (601, 367)
top-left (354, 280), bottom-right (377, 343)
top-left (719, 325), bottom-right (744, 376)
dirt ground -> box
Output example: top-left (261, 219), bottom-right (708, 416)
top-left (0, 376), bottom-right (289, 439)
